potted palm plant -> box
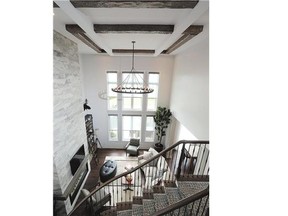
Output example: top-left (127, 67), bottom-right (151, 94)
top-left (153, 106), bottom-right (172, 152)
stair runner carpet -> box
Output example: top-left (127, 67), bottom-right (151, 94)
top-left (100, 181), bottom-right (209, 216)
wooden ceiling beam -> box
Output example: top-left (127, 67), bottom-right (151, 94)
top-left (113, 49), bottom-right (155, 54)
top-left (162, 25), bottom-right (203, 54)
top-left (55, 0), bottom-right (113, 55)
top-left (54, 1), bottom-right (199, 9)
top-left (94, 24), bottom-right (174, 34)
top-left (154, 0), bottom-right (208, 56)
top-left (66, 25), bottom-right (105, 53)
top-left (183, 25), bottom-right (204, 35)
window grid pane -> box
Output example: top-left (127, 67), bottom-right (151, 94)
top-left (147, 73), bottom-right (159, 111)
top-left (107, 72), bottom-right (118, 110)
top-left (145, 116), bottom-right (155, 142)
top-left (122, 94), bottom-right (143, 110)
top-left (122, 116), bottom-right (141, 141)
top-left (108, 115), bottom-right (118, 141)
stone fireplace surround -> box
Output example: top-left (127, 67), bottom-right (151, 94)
top-left (54, 153), bottom-right (90, 214)
top-left (53, 30), bottom-right (90, 215)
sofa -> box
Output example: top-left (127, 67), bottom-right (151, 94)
top-left (138, 147), bottom-right (175, 189)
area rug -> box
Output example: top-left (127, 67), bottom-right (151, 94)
top-left (104, 156), bottom-right (139, 175)
top-left (103, 156), bottom-right (144, 205)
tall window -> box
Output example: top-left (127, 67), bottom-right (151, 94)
top-left (122, 115), bottom-right (141, 141)
top-left (108, 115), bottom-right (118, 141)
top-left (122, 72), bottom-right (143, 110)
top-left (147, 72), bottom-right (159, 111)
top-left (107, 72), bottom-right (118, 110)
top-left (106, 71), bottom-right (160, 143)
top-left (145, 116), bottom-right (155, 142)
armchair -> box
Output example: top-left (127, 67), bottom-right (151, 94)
top-left (125, 138), bottom-right (140, 156)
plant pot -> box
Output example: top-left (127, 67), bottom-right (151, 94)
top-left (154, 143), bottom-right (164, 153)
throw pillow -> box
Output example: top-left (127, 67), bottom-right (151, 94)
top-left (143, 151), bottom-right (153, 160)
top-left (148, 147), bottom-right (159, 166)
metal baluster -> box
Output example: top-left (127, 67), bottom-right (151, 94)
top-left (110, 181), bottom-right (113, 206)
top-left (176, 206), bottom-right (180, 216)
top-left (200, 195), bottom-right (209, 216)
top-left (89, 196), bottom-right (93, 216)
top-left (183, 143), bottom-right (191, 176)
top-left (158, 154), bottom-right (162, 186)
top-left (172, 146), bottom-right (179, 180)
top-left (148, 160), bottom-right (151, 190)
top-left (196, 197), bottom-right (203, 215)
top-left (183, 203), bottom-right (188, 216)
top-left (176, 143), bottom-right (186, 178)
top-left (118, 177), bottom-right (120, 205)
top-left (188, 143), bottom-right (193, 173)
top-left (195, 143), bottom-right (201, 175)
top-left (137, 166), bottom-right (140, 197)
top-left (123, 175), bottom-right (128, 202)
top-left (167, 149), bottom-right (171, 182)
top-left (202, 149), bottom-right (209, 176)
top-left (190, 200), bottom-right (195, 215)
top-left (197, 144), bottom-right (206, 177)
top-left (190, 144), bottom-right (197, 174)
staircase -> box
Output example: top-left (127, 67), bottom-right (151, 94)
top-left (99, 180), bottom-right (209, 216)
top-left (68, 140), bottom-right (209, 216)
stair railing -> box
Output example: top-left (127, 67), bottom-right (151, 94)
top-left (152, 186), bottom-right (209, 216)
top-left (68, 140), bottom-right (209, 216)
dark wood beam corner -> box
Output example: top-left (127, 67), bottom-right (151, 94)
top-left (66, 24), bottom-right (86, 34)
top-left (183, 25), bottom-right (203, 35)
top-left (54, 1), bottom-right (199, 9)
top-left (113, 49), bottom-right (155, 54)
top-left (165, 34), bottom-right (196, 54)
top-left (53, 2), bottom-right (59, 8)
top-left (164, 25), bottom-right (204, 54)
top-left (65, 24), bottom-right (104, 53)
top-left (161, 50), bottom-right (168, 54)
top-left (94, 24), bottom-right (174, 34)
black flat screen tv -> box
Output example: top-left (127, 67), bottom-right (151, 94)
top-left (69, 145), bottom-right (85, 175)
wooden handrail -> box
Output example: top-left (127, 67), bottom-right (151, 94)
top-left (152, 186), bottom-right (209, 216)
top-left (68, 140), bottom-right (209, 216)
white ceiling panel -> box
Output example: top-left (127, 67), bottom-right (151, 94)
top-left (53, 1), bottom-right (209, 56)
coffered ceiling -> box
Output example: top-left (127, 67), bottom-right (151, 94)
top-left (53, 0), bottom-right (209, 56)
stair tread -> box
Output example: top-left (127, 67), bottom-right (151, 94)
top-left (117, 209), bottom-right (132, 216)
top-left (153, 193), bottom-right (169, 211)
top-left (100, 208), bottom-right (117, 216)
top-left (177, 181), bottom-right (209, 198)
top-left (142, 199), bottom-right (156, 216)
top-left (165, 187), bottom-right (183, 205)
top-left (132, 204), bottom-right (143, 216)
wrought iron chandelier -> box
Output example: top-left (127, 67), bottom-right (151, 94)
top-left (111, 41), bottom-right (154, 94)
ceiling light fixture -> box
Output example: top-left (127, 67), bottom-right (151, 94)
top-left (112, 41), bottom-right (154, 94)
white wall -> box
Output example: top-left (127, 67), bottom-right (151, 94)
top-left (80, 54), bottom-right (174, 148)
top-left (170, 37), bottom-right (209, 139)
